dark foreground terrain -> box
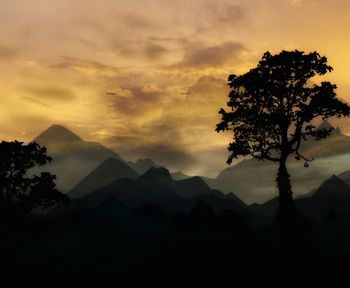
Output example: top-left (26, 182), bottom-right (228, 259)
top-left (4, 198), bottom-right (350, 287)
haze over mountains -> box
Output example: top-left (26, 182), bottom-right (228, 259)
top-left (33, 124), bottom-right (125, 192)
top-left (31, 122), bottom-right (350, 208)
top-left (69, 157), bottom-right (139, 199)
top-left (9, 122), bottom-right (350, 286)
top-left (205, 121), bottom-right (350, 203)
top-left (250, 174), bottom-right (350, 222)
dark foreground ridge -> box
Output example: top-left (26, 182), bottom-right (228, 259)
top-left (4, 196), bottom-right (350, 287)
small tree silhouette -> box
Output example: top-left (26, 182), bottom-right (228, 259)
top-left (0, 141), bottom-right (69, 213)
top-left (216, 50), bottom-right (350, 221)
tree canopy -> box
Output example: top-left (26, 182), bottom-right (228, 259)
top-left (217, 50), bottom-right (350, 166)
top-left (216, 50), bottom-right (350, 223)
top-left (0, 141), bottom-right (69, 213)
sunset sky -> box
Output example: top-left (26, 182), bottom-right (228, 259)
top-left (1, 0), bottom-right (350, 175)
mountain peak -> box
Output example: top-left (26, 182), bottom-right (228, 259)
top-left (313, 175), bottom-right (350, 200)
top-left (69, 157), bottom-right (139, 199)
top-left (127, 158), bottom-right (159, 174)
top-left (34, 124), bottom-right (82, 145)
top-left (316, 120), bottom-right (335, 131)
top-left (142, 167), bottom-right (171, 181)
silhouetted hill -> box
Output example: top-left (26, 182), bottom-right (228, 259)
top-left (312, 175), bottom-right (350, 200)
top-left (337, 170), bottom-right (350, 186)
top-left (127, 158), bottom-right (159, 174)
top-left (32, 124), bottom-right (124, 191)
top-left (189, 200), bottom-right (216, 218)
top-left (250, 175), bottom-right (350, 222)
top-left (226, 192), bottom-right (247, 207)
top-left (142, 166), bottom-right (172, 181)
top-left (134, 204), bottom-right (168, 221)
top-left (74, 176), bottom-right (181, 213)
top-left (170, 200), bottom-right (251, 244)
top-left (205, 121), bottom-right (350, 204)
top-left (172, 176), bottom-right (222, 199)
top-left (69, 171), bottom-right (269, 228)
top-left (141, 167), bottom-right (226, 200)
top-left (171, 171), bottom-right (192, 180)
top-left (69, 157), bottom-right (139, 199)
top-left (296, 176), bottom-right (350, 221)
top-left (249, 197), bottom-right (279, 216)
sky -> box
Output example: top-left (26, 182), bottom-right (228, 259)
top-left (1, 0), bottom-right (350, 176)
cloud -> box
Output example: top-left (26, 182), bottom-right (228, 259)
top-left (144, 43), bottom-right (169, 59)
top-left (53, 57), bottom-right (119, 76)
top-left (200, 2), bottom-right (245, 28)
top-left (176, 42), bottom-right (245, 68)
top-left (0, 45), bottom-right (18, 59)
top-left (287, 0), bottom-right (302, 5)
top-left (121, 13), bottom-right (160, 30)
top-left (107, 84), bottom-right (162, 114)
top-left (22, 85), bottom-right (77, 102)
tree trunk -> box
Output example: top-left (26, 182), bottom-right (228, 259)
top-left (276, 159), bottom-right (295, 216)
top-left (276, 157), bottom-right (298, 247)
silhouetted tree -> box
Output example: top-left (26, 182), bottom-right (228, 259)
top-left (216, 50), bottom-right (350, 222)
top-left (0, 141), bottom-right (69, 213)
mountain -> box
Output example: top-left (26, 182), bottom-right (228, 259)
top-left (143, 166), bottom-right (172, 181)
top-left (32, 124), bottom-right (124, 192)
top-left (70, 167), bottom-right (270, 227)
top-left (171, 176), bottom-right (221, 199)
top-left (250, 175), bottom-right (350, 222)
top-left (141, 167), bottom-right (224, 199)
top-left (297, 175), bottom-right (350, 221)
top-left (34, 124), bottom-right (83, 150)
top-left (170, 200), bottom-right (251, 243)
top-left (74, 176), bottom-right (181, 213)
top-left (249, 197), bottom-right (279, 216)
top-left (171, 171), bottom-right (192, 180)
top-left (312, 175), bottom-right (350, 200)
top-left (69, 157), bottom-right (139, 199)
top-left (205, 121), bottom-right (350, 204)
top-left (126, 158), bottom-right (160, 174)
top-left (337, 170), bottom-right (350, 186)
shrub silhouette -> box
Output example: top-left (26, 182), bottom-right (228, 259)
top-left (216, 50), bottom-right (350, 223)
top-left (0, 140), bottom-right (69, 213)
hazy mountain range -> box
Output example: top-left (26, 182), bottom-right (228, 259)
top-left (10, 122), bottom-right (350, 286)
top-left (204, 120), bottom-right (350, 203)
top-left (32, 122), bottom-right (350, 218)
top-left (33, 124), bottom-right (124, 192)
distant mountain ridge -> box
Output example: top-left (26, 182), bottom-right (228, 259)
top-left (32, 125), bottom-right (205, 198)
top-left (69, 157), bottom-right (139, 199)
top-left (68, 166), bottom-right (270, 227)
top-left (250, 174), bottom-right (350, 222)
top-left (32, 124), bottom-right (125, 191)
top-left (127, 159), bottom-right (160, 174)
top-left (171, 171), bottom-right (192, 180)
top-left (204, 121), bottom-right (350, 204)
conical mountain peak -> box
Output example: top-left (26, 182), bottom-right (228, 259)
top-left (316, 120), bottom-right (335, 131)
top-left (34, 124), bottom-right (82, 144)
top-left (313, 175), bottom-right (350, 200)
